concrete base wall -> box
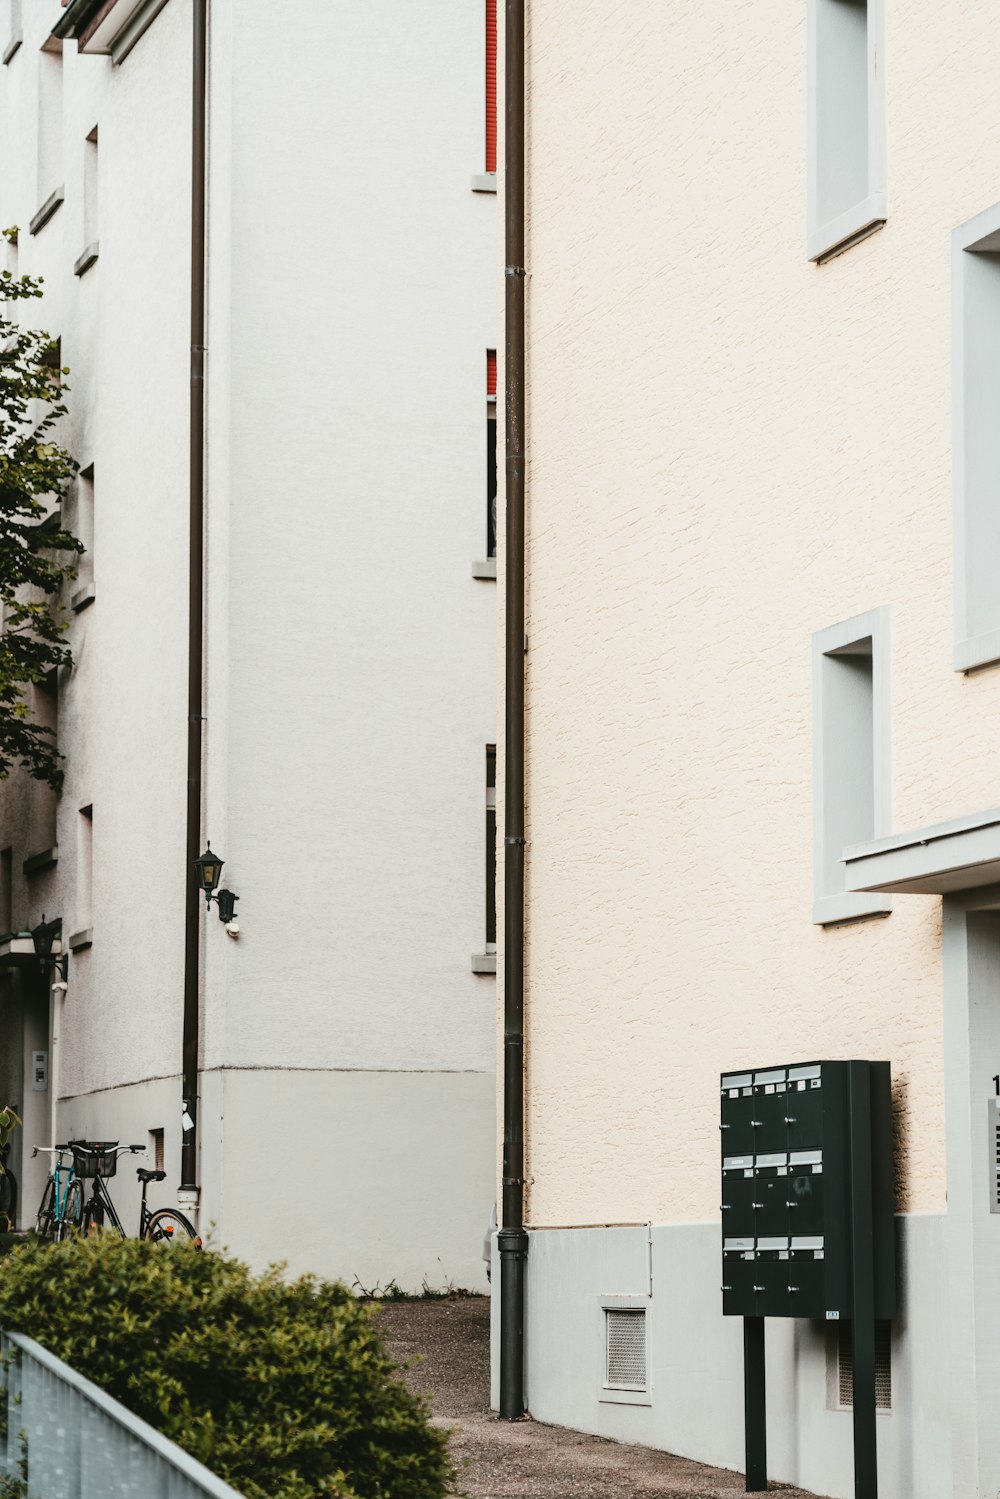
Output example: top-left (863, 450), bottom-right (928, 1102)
top-left (56, 1067), bottom-right (494, 1292)
top-left (492, 1216), bottom-right (952, 1499)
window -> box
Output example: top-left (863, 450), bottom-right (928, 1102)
top-left (812, 608), bottom-right (890, 925)
top-left (73, 464), bottom-right (95, 608)
top-left (149, 1128), bottom-right (164, 1172)
top-left (30, 676), bottom-right (58, 857)
top-left (76, 125), bottom-right (99, 276)
top-left (36, 44), bottom-right (64, 215)
top-left (485, 0), bottom-right (497, 174)
top-left (806, 0), bottom-right (886, 262)
top-left (486, 745), bottom-right (497, 952)
top-left (487, 351), bottom-right (497, 558)
top-left (0, 848), bottom-right (11, 934)
top-left (952, 202), bottom-right (1000, 671)
top-left (77, 805), bottom-right (93, 931)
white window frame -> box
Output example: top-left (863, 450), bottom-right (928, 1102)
top-left (952, 200), bottom-right (1000, 672)
top-left (806, 0), bottom-right (887, 263)
top-left (812, 608), bottom-right (891, 925)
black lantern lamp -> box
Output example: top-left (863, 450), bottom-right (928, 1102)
top-left (194, 845), bottom-right (239, 925)
top-left (31, 915), bottom-right (67, 979)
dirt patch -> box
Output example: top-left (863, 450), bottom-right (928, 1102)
top-left (373, 1297), bottom-right (828, 1499)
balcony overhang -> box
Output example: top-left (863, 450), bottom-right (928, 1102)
top-left (844, 808), bottom-right (1000, 896)
top-left (0, 933), bottom-right (61, 972)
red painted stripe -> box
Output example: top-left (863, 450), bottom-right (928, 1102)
top-left (487, 350), bottom-right (497, 397)
top-left (486, 0), bottom-right (497, 174)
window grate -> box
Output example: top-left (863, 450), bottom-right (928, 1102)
top-left (838, 1321), bottom-right (891, 1410)
top-left (606, 1308), bottom-right (646, 1390)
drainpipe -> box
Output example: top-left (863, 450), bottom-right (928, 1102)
top-left (181, 0), bottom-right (208, 1201)
top-left (498, 0), bottom-right (528, 1422)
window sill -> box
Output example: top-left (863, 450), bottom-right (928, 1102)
top-left (808, 193), bottom-right (886, 264)
top-left (68, 928), bottom-right (93, 952)
top-left (2, 34), bottom-right (21, 65)
top-left (600, 1386), bottom-right (652, 1408)
top-left (74, 241), bottom-right (99, 277)
top-left (23, 848), bottom-right (58, 878)
top-left (813, 892), bottom-right (891, 928)
top-left (471, 173), bottom-right (497, 194)
top-left (71, 582), bottom-right (96, 613)
top-left (954, 630), bottom-right (1000, 674)
top-left (471, 953), bottom-right (496, 974)
top-left (472, 559), bottom-right (497, 580)
top-left (29, 187), bottom-right (65, 237)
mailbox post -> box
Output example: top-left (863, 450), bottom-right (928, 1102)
top-left (720, 1060), bottom-right (895, 1498)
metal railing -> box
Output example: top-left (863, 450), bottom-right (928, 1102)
top-left (0, 1332), bottom-right (244, 1498)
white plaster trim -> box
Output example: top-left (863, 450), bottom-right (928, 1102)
top-left (78, 0), bottom-right (171, 63)
top-left (472, 559), bottom-right (497, 580)
top-left (471, 952), bottom-right (496, 974)
top-left (845, 808), bottom-right (1000, 895)
top-left (471, 173), bottom-right (497, 194)
top-left (809, 194), bottom-right (886, 264)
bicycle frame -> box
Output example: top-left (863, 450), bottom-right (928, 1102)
top-left (83, 1172), bottom-right (128, 1239)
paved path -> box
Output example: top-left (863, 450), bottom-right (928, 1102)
top-left (375, 1296), bottom-right (828, 1499)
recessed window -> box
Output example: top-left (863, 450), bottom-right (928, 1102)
top-left (0, 848), bottom-right (11, 934)
top-left (952, 202), bottom-right (1000, 671)
top-left (487, 351), bottom-right (497, 559)
top-left (807, 0), bottom-right (886, 262)
top-left (77, 125), bottom-right (99, 274)
top-left (77, 805), bottom-right (93, 931)
top-left (485, 0), bottom-right (497, 175)
top-left (74, 464), bottom-right (95, 604)
top-left (486, 745), bottom-right (496, 953)
top-left (2, 0), bottom-right (21, 65)
top-left (812, 609), bottom-right (890, 925)
top-left (30, 675), bottom-right (59, 856)
top-left (36, 45), bottom-right (63, 212)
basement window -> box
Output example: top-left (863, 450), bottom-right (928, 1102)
top-left (836, 1321), bottom-right (892, 1410)
top-left (807, 0), bottom-right (886, 261)
top-left (599, 1297), bottom-right (651, 1407)
top-left (952, 201), bottom-right (1000, 671)
top-left (812, 608), bottom-right (891, 925)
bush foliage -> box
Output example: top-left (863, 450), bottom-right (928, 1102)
top-left (0, 1237), bottom-right (451, 1499)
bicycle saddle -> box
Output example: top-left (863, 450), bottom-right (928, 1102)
top-left (137, 1168), bottom-right (166, 1184)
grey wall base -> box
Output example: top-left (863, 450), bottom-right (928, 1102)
top-left (491, 1216), bottom-right (950, 1499)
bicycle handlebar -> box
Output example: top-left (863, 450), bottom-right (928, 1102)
top-left (32, 1143), bottom-right (146, 1158)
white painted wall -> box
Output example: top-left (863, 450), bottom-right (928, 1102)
top-left (0, 0), bottom-right (496, 1289)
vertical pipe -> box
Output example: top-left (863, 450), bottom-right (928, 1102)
top-left (181, 0), bottom-right (208, 1195)
top-left (498, 0), bottom-right (528, 1422)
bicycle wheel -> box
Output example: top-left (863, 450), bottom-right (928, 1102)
top-left (56, 1180), bottom-right (83, 1241)
top-left (144, 1208), bottom-right (199, 1246)
top-left (35, 1177), bottom-right (56, 1238)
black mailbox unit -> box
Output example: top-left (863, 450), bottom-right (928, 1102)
top-left (721, 1060), bottom-right (895, 1499)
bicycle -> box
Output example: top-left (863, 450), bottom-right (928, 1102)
top-left (32, 1144), bottom-right (83, 1241)
top-left (72, 1141), bottom-right (199, 1245)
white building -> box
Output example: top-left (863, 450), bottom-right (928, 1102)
top-left (0, 0), bottom-right (497, 1292)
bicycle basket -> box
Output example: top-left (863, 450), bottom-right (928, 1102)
top-left (70, 1141), bottom-right (119, 1178)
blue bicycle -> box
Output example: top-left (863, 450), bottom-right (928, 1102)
top-left (33, 1143), bottom-right (83, 1240)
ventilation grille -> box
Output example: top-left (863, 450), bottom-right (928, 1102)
top-left (838, 1322), bottom-right (891, 1410)
top-left (606, 1308), bottom-right (646, 1390)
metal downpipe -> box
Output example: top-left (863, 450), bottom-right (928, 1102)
top-left (499, 0), bottom-right (528, 1422)
top-left (181, 0), bottom-right (208, 1196)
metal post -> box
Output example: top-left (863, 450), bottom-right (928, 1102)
top-left (743, 1316), bottom-right (767, 1492)
top-left (848, 1061), bottom-right (878, 1499)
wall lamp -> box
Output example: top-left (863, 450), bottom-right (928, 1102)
top-left (194, 845), bottom-right (240, 925)
top-left (31, 915), bottom-right (68, 984)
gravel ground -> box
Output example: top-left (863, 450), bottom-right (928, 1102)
top-left (374, 1296), bottom-right (828, 1499)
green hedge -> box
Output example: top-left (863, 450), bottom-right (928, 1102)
top-left (0, 1238), bottom-right (451, 1499)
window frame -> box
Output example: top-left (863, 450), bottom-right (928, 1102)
top-left (952, 200), bottom-right (1000, 672)
top-left (811, 607), bottom-right (891, 926)
top-left (806, 0), bottom-right (887, 263)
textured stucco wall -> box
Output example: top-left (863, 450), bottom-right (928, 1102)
top-left (512, 0), bottom-right (1000, 1229)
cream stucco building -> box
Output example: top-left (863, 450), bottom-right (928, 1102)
top-left (492, 2), bottom-right (1000, 1495)
top-left (0, 0), bottom-right (497, 1291)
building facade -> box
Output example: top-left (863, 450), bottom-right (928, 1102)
top-left (493, 2), bottom-right (1000, 1495)
top-left (0, 0), bottom-right (497, 1292)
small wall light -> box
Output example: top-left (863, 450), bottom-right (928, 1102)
top-left (194, 845), bottom-right (240, 924)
